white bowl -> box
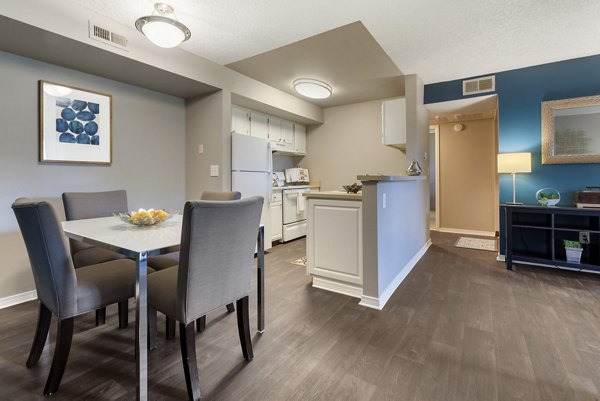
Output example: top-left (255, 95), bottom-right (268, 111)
top-left (536, 188), bottom-right (560, 206)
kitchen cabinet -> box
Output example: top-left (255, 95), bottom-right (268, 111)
top-left (250, 111), bottom-right (269, 140)
top-left (294, 123), bottom-right (306, 154)
top-left (306, 194), bottom-right (363, 298)
top-left (271, 192), bottom-right (283, 241)
top-left (269, 117), bottom-right (295, 152)
top-left (382, 98), bottom-right (406, 151)
top-left (231, 106), bottom-right (250, 135)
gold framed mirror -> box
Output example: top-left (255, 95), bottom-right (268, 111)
top-left (541, 94), bottom-right (600, 164)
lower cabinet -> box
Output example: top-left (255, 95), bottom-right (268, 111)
top-left (271, 202), bottom-right (282, 242)
top-left (307, 197), bottom-right (363, 298)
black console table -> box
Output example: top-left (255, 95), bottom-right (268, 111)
top-left (503, 204), bottom-right (600, 272)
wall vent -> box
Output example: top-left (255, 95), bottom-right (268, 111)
top-left (88, 21), bottom-right (128, 51)
top-left (462, 75), bottom-right (495, 95)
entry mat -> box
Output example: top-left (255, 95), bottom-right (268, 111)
top-left (455, 236), bottom-right (497, 252)
top-left (292, 256), bottom-right (307, 266)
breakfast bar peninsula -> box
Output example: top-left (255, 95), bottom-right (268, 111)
top-left (304, 175), bottom-right (431, 310)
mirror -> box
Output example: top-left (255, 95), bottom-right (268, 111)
top-left (541, 95), bottom-right (600, 164)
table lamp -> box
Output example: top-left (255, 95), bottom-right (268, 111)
top-left (497, 152), bottom-right (531, 205)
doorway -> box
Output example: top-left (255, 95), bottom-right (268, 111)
top-left (426, 95), bottom-right (499, 236)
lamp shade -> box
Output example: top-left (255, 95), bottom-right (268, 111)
top-left (497, 152), bottom-right (532, 173)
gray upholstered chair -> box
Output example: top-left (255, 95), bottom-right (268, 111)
top-left (11, 199), bottom-right (139, 396)
top-left (147, 196), bottom-right (263, 400)
top-left (62, 190), bottom-right (130, 327)
top-left (147, 190), bottom-right (242, 334)
top-left (147, 191), bottom-right (242, 271)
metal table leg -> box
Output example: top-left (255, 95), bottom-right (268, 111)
top-left (135, 251), bottom-right (148, 401)
top-left (257, 226), bottom-right (265, 333)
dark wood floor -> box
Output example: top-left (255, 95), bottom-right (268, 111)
top-left (2, 231), bottom-right (600, 400)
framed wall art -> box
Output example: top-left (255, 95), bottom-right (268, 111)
top-left (541, 94), bottom-right (600, 164)
top-left (39, 80), bottom-right (112, 164)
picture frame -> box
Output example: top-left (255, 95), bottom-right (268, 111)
top-left (39, 80), bottom-right (112, 164)
top-left (541, 94), bottom-right (600, 164)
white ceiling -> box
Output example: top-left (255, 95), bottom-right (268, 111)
top-left (67, 0), bottom-right (600, 85)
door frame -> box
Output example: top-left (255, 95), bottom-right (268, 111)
top-left (430, 125), bottom-right (440, 230)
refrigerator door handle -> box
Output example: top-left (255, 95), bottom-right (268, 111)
top-left (267, 142), bottom-right (273, 205)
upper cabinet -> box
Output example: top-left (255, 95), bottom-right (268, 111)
top-left (382, 98), bottom-right (406, 151)
top-left (269, 116), bottom-right (295, 153)
top-left (250, 111), bottom-right (269, 140)
top-left (231, 106), bottom-right (250, 136)
top-left (232, 105), bottom-right (307, 155)
top-left (294, 124), bottom-right (306, 155)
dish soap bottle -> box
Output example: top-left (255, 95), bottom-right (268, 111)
top-left (406, 160), bottom-right (422, 176)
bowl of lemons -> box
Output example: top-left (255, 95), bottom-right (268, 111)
top-left (114, 208), bottom-right (175, 226)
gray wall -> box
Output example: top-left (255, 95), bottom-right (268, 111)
top-left (299, 100), bottom-right (406, 191)
top-left (0, 50), bottom-right (186, 301)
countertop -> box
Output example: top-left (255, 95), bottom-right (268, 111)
top-left (303, 191), bottom-right (362, 201)
top-left (357, 175), bottom-right (426, 182)
top-left (273, 184), bottom-right (320, 191)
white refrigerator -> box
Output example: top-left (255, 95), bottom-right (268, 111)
top-left (231, 133), bottom-right (272, 250)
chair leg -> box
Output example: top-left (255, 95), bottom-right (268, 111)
top-left (43, 317), bottom-right (74, 396)
top-left (226, 303), bottom-right (235, 313)
top-left (118, 301), bottom-right (128, 329)
top-left (95, 307), bottom-right (106, 326)
top-left (196, 315), bottom-right (206, 333)
top-left (26, 302), bottom-right (52, 368)
top-left (236, 296), bottom-right (253, 361)
top-left (166, 316), bottom-right (176, 340)
top-left (148, 307), bottom-right (157, 350)
top-left (180, 322), bottom-right (201, 401)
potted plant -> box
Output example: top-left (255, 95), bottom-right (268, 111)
top-left (563, 239), bottom-right (583, 264)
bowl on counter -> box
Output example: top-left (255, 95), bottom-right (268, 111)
top-left (342, 183), bottom-right (362, 194)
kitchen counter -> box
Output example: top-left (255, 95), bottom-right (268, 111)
top-left (305, 175), bottom-right (431, 310)
top-left (304, 191), bottom-right (362, 201)
top-left (357, 174), bottom-right (426, 182)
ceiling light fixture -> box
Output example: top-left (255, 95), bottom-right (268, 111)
top-left (293, 78), bottom-right (333, 99)
top-left (135, 3), bottom-right (191, 49)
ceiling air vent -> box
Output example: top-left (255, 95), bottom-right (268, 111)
top-left (88, 21), bottom-right (128, 51)
top-left (462, 75), bottom-right (495, 95)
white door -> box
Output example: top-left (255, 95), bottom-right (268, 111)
top-left (231, 106), bottom-right (250, 135)
top-left (250, 112), bottom-right (269, 140)
top-left (294, 124), bottom-right (306, 154)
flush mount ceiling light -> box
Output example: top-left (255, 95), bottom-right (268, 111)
top-left (135, 3), bottom-right (191, 48)
top-left (293, 78), bottom-right (333, 99)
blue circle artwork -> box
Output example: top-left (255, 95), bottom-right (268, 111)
top-left (61, 108), bottom-right (76, 121)
top-left (55, 97), bottom-right (101, 146)
top-left (69, 121), bottom-right (84, 134)
top-left (84, 121), bottom-right (98, 135)
top-left (59, 133), bottom-right (76, 143)
top-left (56, 118), bottom-right (69, 133)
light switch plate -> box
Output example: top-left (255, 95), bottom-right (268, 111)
top-left (198, 144), bottom-right (204, 154)
top-left (210, 165), bottom-right (219, 177)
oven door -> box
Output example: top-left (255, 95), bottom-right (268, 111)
top-left (282, 188), bottom-right (308, 224)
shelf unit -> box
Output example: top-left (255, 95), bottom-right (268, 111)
top-left (504, 204), bottom-right (600, 272)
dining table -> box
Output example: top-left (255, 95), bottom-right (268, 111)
top-left (61, 214), bottom-right (265, 401)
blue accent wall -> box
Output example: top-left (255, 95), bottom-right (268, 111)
top-left (425, 54), bottom-right (600, 251)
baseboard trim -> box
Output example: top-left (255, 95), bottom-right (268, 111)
top-left (438, 227), bottom-right (496, 237)
top-left (359, 238), bottom-right (432, 310)
top-left (0, 290), bottom-right (37, 309)
top-left (312, 277), bottom-right (362, 299)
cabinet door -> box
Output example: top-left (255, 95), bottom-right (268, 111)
top-left (294, 123), bottom-right (306, 154)
top-left (271, 204), bottom-right (282, 241)
top-left (382, 98), bottom-right (406, 146)
top-left (250, 111), bottom-right (269, 140)
top-left (281, 120), bottom-right (295, 148)
top-left (269, 116), bottom-right (287, 151)
top-left (231, 106), bottom-right (250, 135)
